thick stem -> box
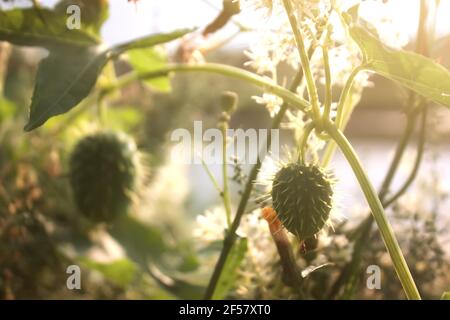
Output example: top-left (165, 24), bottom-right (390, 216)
top-left (327, 111), bottom-right (419, 299)
top-left (325, 122), bottom-right (421, 300)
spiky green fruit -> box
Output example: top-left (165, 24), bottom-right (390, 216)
top-left (271, 163), bottom-right (333, 240)
top-left (69, 131), bottom-right (139, 223)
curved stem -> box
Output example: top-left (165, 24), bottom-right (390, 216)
top-left (282, 0), bottom-right (322, 125)
top-left (327, 110), bottom-right (419, 299)
top-left (378, 109), bottom-right (418, 198)
top-left (298, 122), bottom-right (315, 164)
top-left (335, 66), bottom-right (364, 129)
top-left (325, 122), bottom-right (421, 300)
top-left (103, 63), bottom-right (311, 114)
top-left (384, 107), bottom-right (428, 207)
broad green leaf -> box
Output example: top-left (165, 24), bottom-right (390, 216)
top-left (128, 47), bottom-right (171, 93)
top-left (0, 8), bottom-right (99, 48)
top-left (24, 29), bottom-right (192, 131)
top-left (349, 25), bottom-right (450, 107)
top-left (24, 46), bottom-right (109, 131)
top-left (79, 258), bottom-right (139, 287)
top-left (441, 292), bottom-right (450, 300)
top-left (212, 236), bottom-right (247, 300)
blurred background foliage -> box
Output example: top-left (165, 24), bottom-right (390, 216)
top-left (0, 0), bottom-right (450, 300)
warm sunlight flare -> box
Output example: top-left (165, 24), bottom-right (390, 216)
top-left (1, 0), bottom-right (450, 307)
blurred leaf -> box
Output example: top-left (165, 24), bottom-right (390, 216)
top-left (106, 106), bottom-right (143, 131)
top-left (212, 236), bottom-right (247, 300)
top-left (112, 28), bottom-right (193, 54)
top-left (24, 46), bottom-right (109, 131)
top-left (110, 215), bottom-right (199, 272)
top-left (0, 97), bottom-right (16, 122)
top-left (441, 292), bottom-right (450, 300)
top-left (24, 29), bottom-right (191, 131)
top-left (79, 258), bottom-right (139, 287)
top-left (148, 265), bottom-right (205, 300)
top-left (301, 263), bottom-right (333, 278)
top-left (110, 215), bottom-right (167, 266)
top-left (0, 8), bottom-right (99, 48)
top-left (349, 25), bottom-right (450, 107)
top-left (128, 47), bottom-right (171, 93)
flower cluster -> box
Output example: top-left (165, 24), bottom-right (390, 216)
top-left (242, 0), bottom-right (411, 118)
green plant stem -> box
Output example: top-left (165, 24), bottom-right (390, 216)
top-left (384, 107), bottom-right (427, 207)
top-left (203, 67), bottom-right (309, 299)
top-left (322, 43), bottom-right (332, 122)
top-left (200, 157), bottom-right (223, 196)
top-left (335, 66), bottom-right (364, 129)
top-left (299, 122), bottom-right (315, 164)
top-left (378, 110), bottom-right (418, 198)
top-left (327, 110), bottom-right (419, 299)
top-left (324, 121), bottom-right (421, 300)
top-left (328, 0), bottom-right (431, 299)
top-left (103, 63), bottom-right (311, 114)
top-left (220, 120), bottom-right (232, 227)
top-left (282, 0), bottom-right (322, 125)
top-left (321, 67), bottom-right (364, 167)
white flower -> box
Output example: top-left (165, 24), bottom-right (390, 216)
top-left (252, 93), bottom-right (284, 117)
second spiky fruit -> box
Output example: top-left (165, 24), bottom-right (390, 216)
top-left (69, 131), bottom-right (139, 223)
top-left (271, 163), bottom-right (333, 240)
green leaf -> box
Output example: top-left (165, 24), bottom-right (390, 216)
top-left (24, 29), bottom-right (192, 131)
top-left (148, 265), bottom-right (205, 300)
top-left (211, 236), bottom-right (247, 300)
top-left (24, 46), bottom-right (109, 131)
top-left (349, 25), bottom-right (450, 107)
top-left (106, 106), bottom-right (143, 131)
top-left (112, 28), bottom-right (194, 54)
top-left (79, 258), bottom-right (139, 287)
top-left (128, 47), bottom-right (171, 93)
top-left (0, 97), bottom-right (16, 122)
top-left (0, 8), bottom-right (99, 48)
top-left (110, 215), bottom-right (199, 272)
top-left (441, 292), bottom-right (450, 300)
